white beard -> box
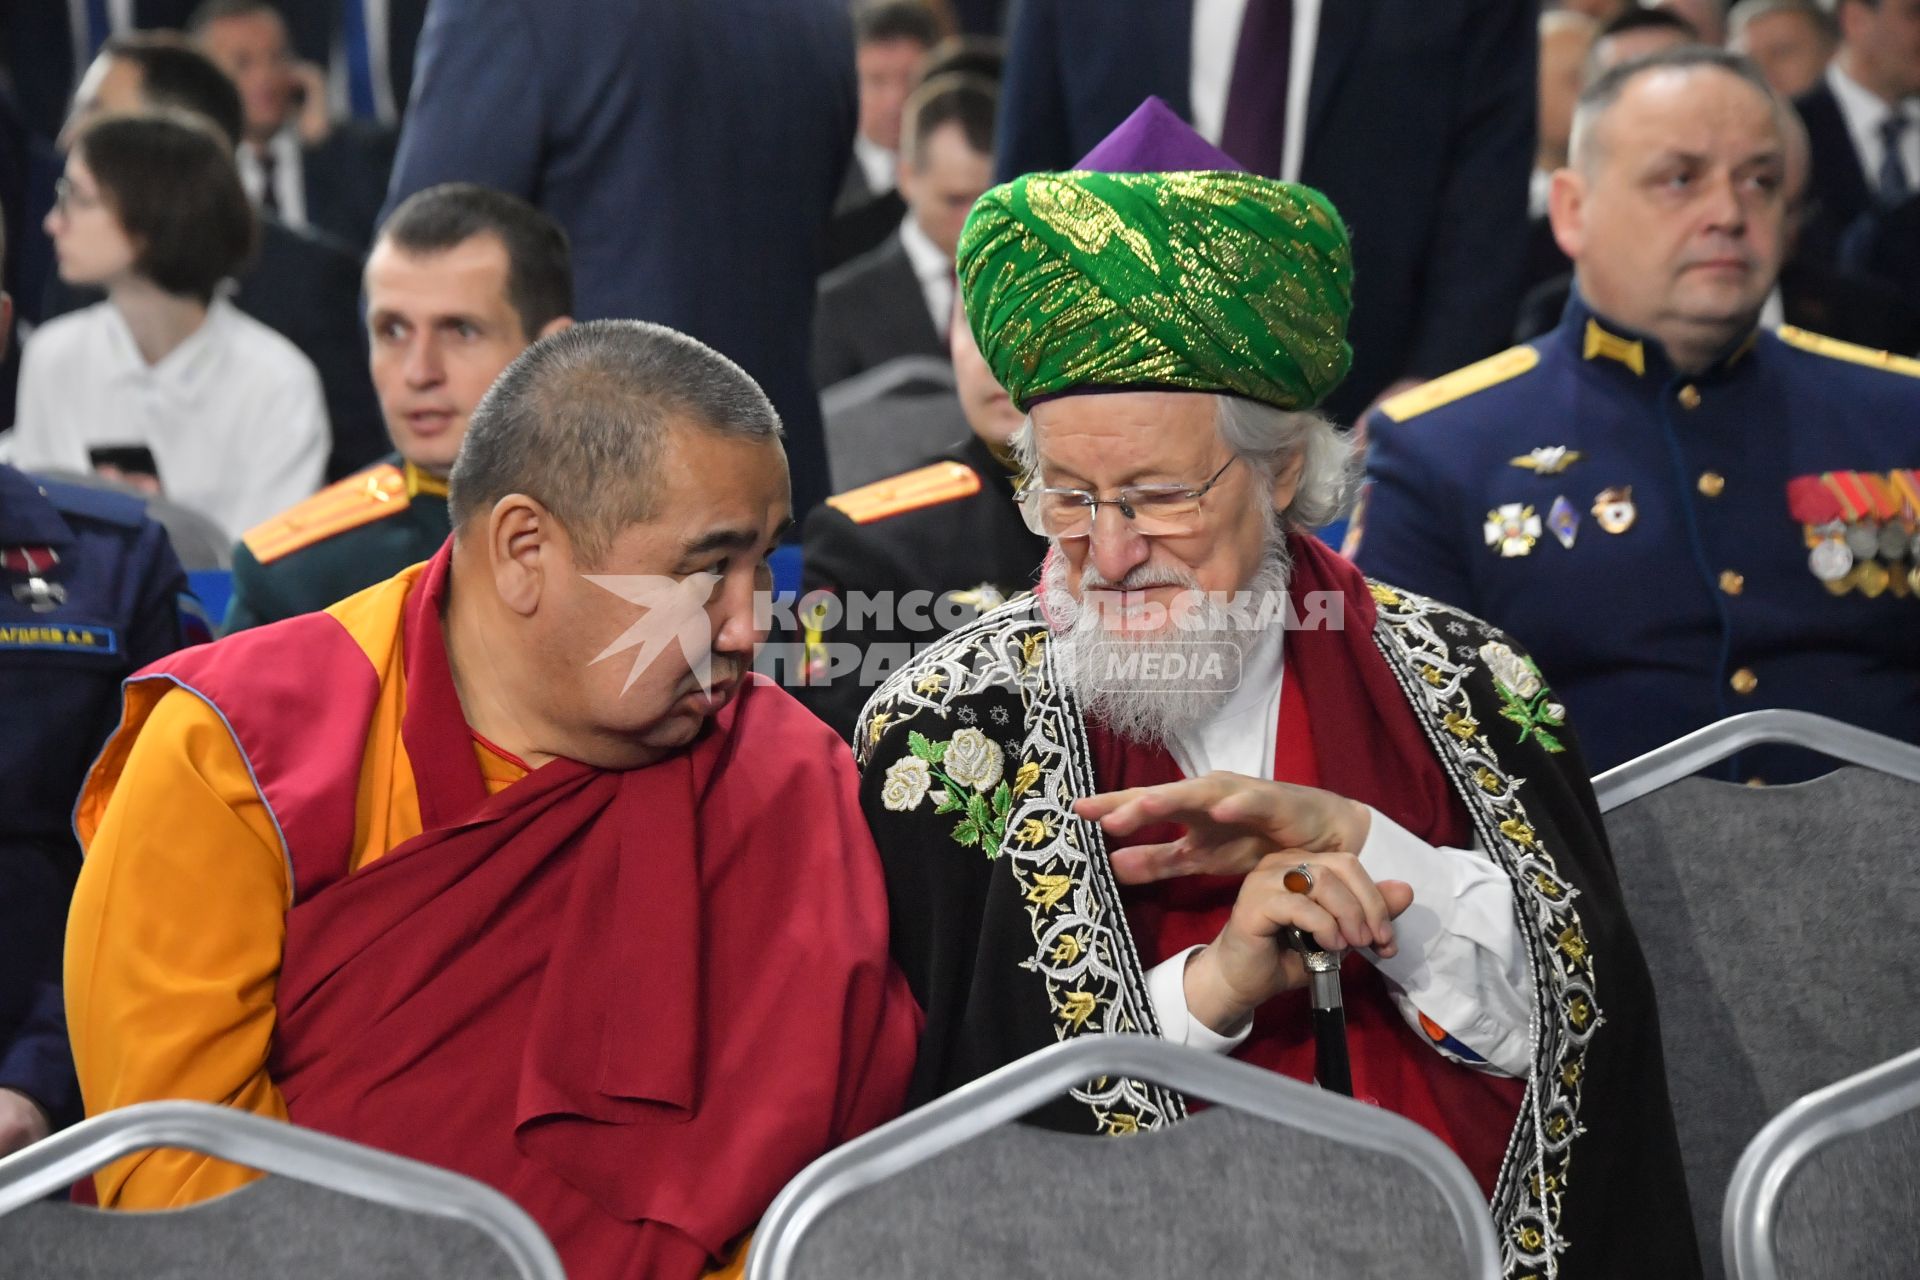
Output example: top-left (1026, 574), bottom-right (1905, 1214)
top-left (1040, 542), bottom-right (1292, 748)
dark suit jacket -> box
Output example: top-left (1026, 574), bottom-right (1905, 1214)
top-left (1794, 83), bottom-right (1873, 271)
top-left (0, 0), bottom-right (198, 140)
top-left (995, 0), bottom-right (1536, 424)
top-left (42, 216), bottom-right (387, 483)
top-left (299, 120), bottom-right (396, 249)
top-left (823, 164), bottom-right (907, 272)
top-left (814, 233), bottom-right (948, 391)
top-left (1512, 264), bottom-right (1920, 356)
top-left (271, 0), bottom-right (428, 122)
top-left (381, 0), bottom-right (856, 518)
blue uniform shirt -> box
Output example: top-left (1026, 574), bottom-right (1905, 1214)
top-left (1352, 294), bottom-right (1920, 781)
top-left (0, 464), bottom-right (199, 1127)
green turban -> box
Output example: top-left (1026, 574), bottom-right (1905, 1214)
top-left (956, 170), bottom-right (1354, 412)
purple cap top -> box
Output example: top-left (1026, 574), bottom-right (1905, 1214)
top-left (1072, 96), bottom-right (1246, 174)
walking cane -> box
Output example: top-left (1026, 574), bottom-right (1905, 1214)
top-left (1284, 864), bottom-right (1353, 1097)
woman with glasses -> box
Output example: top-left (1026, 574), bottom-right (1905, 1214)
top-left (11, 111), bottom-right (327, 540)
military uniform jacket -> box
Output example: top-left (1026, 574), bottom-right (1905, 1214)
top-left (1354, 295), bottom-right (1920, 779)
top-left (224, 458), bottom-right (452, 632)
top-left (855, 583), bottom-right (1697, 1280)
top-left (795, 433), bottom-right (1048, 740)
top-left (0, 465), bottom-right (196, 1123)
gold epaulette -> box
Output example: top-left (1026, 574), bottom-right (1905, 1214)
top-left (1378, 346), bottom-right (1542, 423)
top-left (826, 460), bottom-right (982, 524)
top-left (242, 464), bottom-right (410, 564)
top-left (1777, 326), bottom-right (1920, 378)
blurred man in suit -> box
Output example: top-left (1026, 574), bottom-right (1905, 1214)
top-left (0, 0), bottom-right (195, 141)
top-left (45, 35), bottom-right (385, 482)
top-left (1793, 0), bottom-right (1920, 270)
top-left (1586, 7), bottom-right (1698, 79)
top-left (190, 0), bottom-right (395, 250)
top-left (265, 0), bottom-right (427, 130)
top-left (993, 0), bottom-right (1535, 426)
top-left (814, 73), bottom-right (995, 392)
top-left (1526, 10), bottom-right (1599, 297)
top-left (826, 1), bottom-right (946, 270)
top-left (1730, 0), bottom-right (1837, 99)
top-left (383, 0), bottom-right (857, 521)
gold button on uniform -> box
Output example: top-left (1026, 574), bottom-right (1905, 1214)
top-left (1677, 385), bottom-right (1702, 409)
top-left (1719, 570), bottom-right (1745, 596)
top-left (1698, 471), bottom-right (1725, 497)
top-left (1730, 667), bottom-right (1758, 695)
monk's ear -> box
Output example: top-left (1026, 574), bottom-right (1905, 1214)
top-left (488, 494), bottom-right (552, 617)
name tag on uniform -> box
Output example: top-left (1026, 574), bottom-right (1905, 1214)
top-left (0, 623), bottom-right (120, 654)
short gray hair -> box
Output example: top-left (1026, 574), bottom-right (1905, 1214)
top-left (1010, 393), bottom-right (1353, 533)
top-left (448, 319), bottom-right (784, 563)
top-left (1569, 46), bottom-right (1781, 173)
top-left (1728, 0), bottom-right (1835, 46)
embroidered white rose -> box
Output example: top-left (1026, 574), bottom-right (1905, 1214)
top-left (944, 728), bottom-right (1005, 791)
top-left (881, 756), bottom-right (933, 811)
top-left (1479, 641), bottom-right (1541, 699)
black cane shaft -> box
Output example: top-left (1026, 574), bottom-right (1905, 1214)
top-left (1313, 1007), bottom-right (1353, 1096)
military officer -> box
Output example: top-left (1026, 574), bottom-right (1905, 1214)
top-left (1351, 48), bottom-right (1920, 781)
top-left (795, 298), bottom-right (1048, 740)
top-left (223, 184), bottom-right (573, 630)
top-left (1, 462), bottom-right (204, 1156)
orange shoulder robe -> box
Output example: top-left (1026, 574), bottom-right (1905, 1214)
top-left (66, 572), bottom-right (749, 1276)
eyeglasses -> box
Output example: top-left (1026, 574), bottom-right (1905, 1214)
top-left (1016, 456), bottom-right (1239, 539)
top-left (52, 178), bottom-right (102, 216)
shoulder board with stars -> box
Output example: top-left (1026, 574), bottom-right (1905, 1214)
top-left (1777, 326), bottom-right (1920, 378)
top-left (825, 461), bottom-right (982, 525)
top-left (1378, 346), bottom-right (1542, 423)
top-left (242, 464), bottom-right (411, 565)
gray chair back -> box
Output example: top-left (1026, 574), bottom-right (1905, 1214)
top-left (34, 469), bottom-right (234, 570)
top-left (1595, 710), bottom-right (1920, 1277)
top-left (747, 1035), bottom-right (1500, 1280)
top-left (1724, 1044), bottom-right (1920, 1280)
top-left (0, 1101), bottom-right (564, 1280)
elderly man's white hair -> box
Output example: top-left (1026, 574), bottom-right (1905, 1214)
top-left (1010, 394), bottom-right (1353, 532)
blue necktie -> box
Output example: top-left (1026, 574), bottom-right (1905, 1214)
top-left (1879, 116), bottom-right (1913, 205)
top-left (83, 0), bottom-right (113, 57)
top-left (341, 0), bottom-right (378, 121)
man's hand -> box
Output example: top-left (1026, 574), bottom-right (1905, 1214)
top-left (1074, 773), bottom-right (1414, 1035)
top-left (292, 61), bottom-right (334, 145)
top-left (0, 1087), bottom-right (52, 1158)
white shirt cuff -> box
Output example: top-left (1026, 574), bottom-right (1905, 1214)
top-left (1358, 808), bottom-right (1534, 1078)
top-left (1145, 945), bottom-right (1252, 1054)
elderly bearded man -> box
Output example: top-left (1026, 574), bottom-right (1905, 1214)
top-left (856, 100), bottom-right (1697, 1280)
top-left (66, 321), bottom-right (919, 1279)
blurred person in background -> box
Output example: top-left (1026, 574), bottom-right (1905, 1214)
top-left (265, 0), bottom-right (428, 131)
top-left (383, 0), bottom-right (861, 522)
top-left (814, 73), bottom-right (996, 391)
top-left (1658, 0), bottom-right (1730, 44)
top-left (1792, 0), bottom-right (1920, 270)
top-left (827, 1), bottom-right (947, 269)
top-left (993, 0), bottom-right (1537, 428)
top-left (224, 184), bottom-right (573, 631)
top-left (1526, 9), bottom-right (1600, 296)
top-left (190, 0), bottom-right (395, 250)
top-left (12, 112), bottom-right (326, 540)
top-left (0, 0), bottom-right (195, 142)
top-left (796, 293), bottom-right (1043, 740)
top-left (44, 34), bottom-right (384, 481)
top-left (1586, 6), bottom-right (1699, 78)
top-left (1729, 0), bottom-right (1838, 99)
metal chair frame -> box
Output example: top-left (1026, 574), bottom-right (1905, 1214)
top-left (746, 1034), bottom-right (1501, 1280)
top-left (1592, 709), bottom-right (1920, 812)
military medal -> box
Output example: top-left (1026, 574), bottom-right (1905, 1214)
top-left (1591, 487), bottom-right (1636, 535)
top-left (1510, 447), bottom-right (1582, 476)
top-left (1855, 560), bottom-right (1892, 598)
top-left (1484, 503), bottom-right (1542, 557)
top-left (2, 544), bottom-right (66, 613)
top-left (1789, 477), bottom-right (1857, 585)
top-left (1547, 495), bottom-right (1580, 549)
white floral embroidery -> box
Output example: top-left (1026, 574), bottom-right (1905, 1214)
top-left (880, 756), bottom-right (933, 811)
top-left (945, 727), bottom-right (1005, 791)
top-left (1480, 640), bottom-right (1542, 699)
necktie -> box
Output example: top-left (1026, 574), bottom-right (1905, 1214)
top-left (1219, 0), bottom-right (1294, 178)
top-left (256, 147), bottom-right (280, 215)
top-left (1878, 115), bottom-right (1912, 205)
top-left (341, 0), bottom-right (379, 121)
